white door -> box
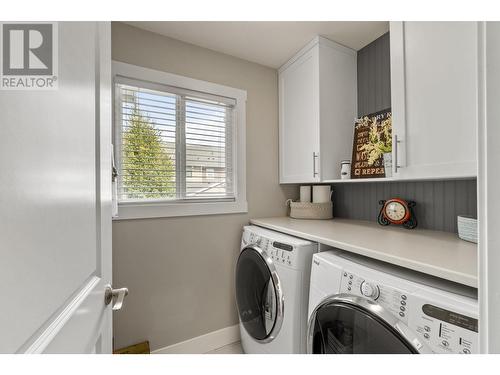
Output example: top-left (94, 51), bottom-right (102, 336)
top-left (279, 46), bottom-right (320, 183)
top-left (478, 21), bottom-right (500, 354)
top-left (0, 22), bottom-right (114, 353)
top-left (390, 21), bottom-right (478, 180)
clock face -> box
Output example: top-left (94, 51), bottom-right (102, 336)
top-left (384, 200), bottom-right (408, 223)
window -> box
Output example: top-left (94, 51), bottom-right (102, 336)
top-left (113, 62), bottom-right (247, 219)
top-left (205, 168), bottom-right (216, 181)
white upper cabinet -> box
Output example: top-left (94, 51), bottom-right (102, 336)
top-left (279, 37), bottom-right (357, 183)
top-left (390, 22), bottom-right (478, 180)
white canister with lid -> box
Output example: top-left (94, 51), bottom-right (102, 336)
top-left (340, 160), bottom-right (351, 180)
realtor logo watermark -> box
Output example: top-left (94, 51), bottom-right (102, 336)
top-left (0, 22), bottom-right (58, 90)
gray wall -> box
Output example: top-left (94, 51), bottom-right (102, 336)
top-left (111, 22), bottom-right (297, 351)
top-left (357, 32), bottom-right (391, 116)
top-left (332, 179), bottom-right (477, 233)
top-left (344, 32), bottom-right (477, 233)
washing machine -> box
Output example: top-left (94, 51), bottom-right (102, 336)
top-left (308, 249), bottom-right (478, 354)
top-left (235, 225), bottom-right (317, 353)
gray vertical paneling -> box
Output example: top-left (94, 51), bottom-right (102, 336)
top-left (423, 182), bottom-right (434, 229)
top-left (443, 181), bottom-right (456, 232)
top-left (455, 181), bottom-right (468, 224)
top-left (469, 180), bottom-right (477, 218)
top-left (331, 179), bottom-right (477, 233)
top-left (357, 32), bottom-right (391, 116)
top-left (327, 34), bottom-right (477, 234)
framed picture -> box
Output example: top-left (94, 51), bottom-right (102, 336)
top-left (351, 109), bottom-right (392, 179)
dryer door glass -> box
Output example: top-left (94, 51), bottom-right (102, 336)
top-left (311, 301), bottom-right (417, 354)
top-left (236, 246), bottom-right (280, 341)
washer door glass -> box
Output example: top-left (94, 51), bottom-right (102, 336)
top-left (311, 301), bottom-right (417, 354)
top-left (236, 246), bottom-right (280, 341)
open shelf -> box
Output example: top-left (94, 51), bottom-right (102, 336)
top-left (320, 175), bottom-right (477, 184)
top-left (322, 177), bottom-right (396, 184)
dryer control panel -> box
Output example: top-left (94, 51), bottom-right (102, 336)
top-left (246, 232), bottom-right (296, 268)
top-left (268, 241), bottom-right (295, 268)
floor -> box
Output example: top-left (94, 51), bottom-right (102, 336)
top-left (205, 341), bottom-right (243, 354)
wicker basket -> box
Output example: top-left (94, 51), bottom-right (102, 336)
top-left (286, 199), bottom-right (333, 220)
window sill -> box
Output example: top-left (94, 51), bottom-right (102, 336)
top-left (113, 200), bottom-right (248, 220)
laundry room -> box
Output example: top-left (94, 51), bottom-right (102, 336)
top-left (2, 2), bottom-right (500, 374)
top-left (110, 21), bottom-right (481, 355)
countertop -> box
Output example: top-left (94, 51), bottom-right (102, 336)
top-left (249, 217), bottom-right (478, 288)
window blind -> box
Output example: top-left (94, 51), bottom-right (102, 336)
top-left (115, 77), bottom-right (236, 203)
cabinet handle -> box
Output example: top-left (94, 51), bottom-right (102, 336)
top-left (313, 152), bottom-right (319, 178)
top-left (394, 135), bottom-right (402, 172)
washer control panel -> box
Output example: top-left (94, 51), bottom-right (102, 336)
top-left (409, 300), bottom-right (478, 354)
top-left (340, 270), bottom-right (410, 324)
top-left (339, 269), bottom-right (478, 353)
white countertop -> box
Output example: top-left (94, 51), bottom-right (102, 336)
top-left (250, 217), bottom-right (478, 288)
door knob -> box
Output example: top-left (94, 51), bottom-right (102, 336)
top-left (104, 285), bottom-right (129, 311)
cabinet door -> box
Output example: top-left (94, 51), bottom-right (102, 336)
top-left (279, 47), bottom-right (320, 183)
top-left (390, 22), bottom-right (478, 179)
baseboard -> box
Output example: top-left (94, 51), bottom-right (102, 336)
top-left (152, 324), bottom-right (240, 354)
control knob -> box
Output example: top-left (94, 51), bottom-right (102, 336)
top-left (361, 281), bottom-right (379, 299)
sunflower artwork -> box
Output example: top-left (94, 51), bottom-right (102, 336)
top-left (350, 109), bottom-right (392, 179)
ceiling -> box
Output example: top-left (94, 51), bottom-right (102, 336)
top-left (125, 21), bottom-right (389, 68)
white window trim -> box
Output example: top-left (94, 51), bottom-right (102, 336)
top-left (112, 61), bottom-right (247, 220)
